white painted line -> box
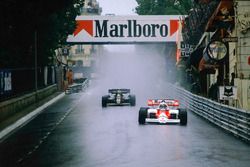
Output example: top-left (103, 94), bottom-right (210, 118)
top-left (0, 92), bottom-right (65, 141)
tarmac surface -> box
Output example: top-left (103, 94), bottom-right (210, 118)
top-left (0, 45), bottom-right (249, 167)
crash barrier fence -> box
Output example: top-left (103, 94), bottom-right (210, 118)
top-left (173, 85), bottom-right (250, 143)
top-left (65, 78), bottom-right (89, 94)
top-left (0, 66), bottom-right (56, 102)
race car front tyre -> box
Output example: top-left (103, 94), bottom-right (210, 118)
top-left (102, 95), bottom-right (109, 107)
top-left (130, 95), bottom-right (136, 106)
top-left (138, 107), bottom-right (148, 124)
top-left (179, 108), bottom-right (187, 125)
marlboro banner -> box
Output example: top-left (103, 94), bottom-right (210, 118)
top-left (67, 15), bottom-right (182, 44)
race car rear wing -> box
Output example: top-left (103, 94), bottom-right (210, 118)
top-left (147, 99), bottom-right (179, 107)
top-left (108, 89), bottom-right (130, 94)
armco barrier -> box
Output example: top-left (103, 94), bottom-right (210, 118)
top-left (173, 85), bottom-right (250, 143)
top-left (65, 78), bottom-right (89, 94)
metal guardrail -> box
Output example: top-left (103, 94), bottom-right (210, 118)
top-left (65, 78), bottom-right (89, 95)
top-left (173, 85), bottom-right (250, 143)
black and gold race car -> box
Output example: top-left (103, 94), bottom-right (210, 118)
top-left (102, 89), bottom-right (136, 107)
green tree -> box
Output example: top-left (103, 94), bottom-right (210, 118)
top-left (135, 0), bottom-right (192, 15)
top-left (0, 0), bottom-right (84, 68)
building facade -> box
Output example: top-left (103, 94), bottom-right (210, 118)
top-left (179, 0), bottom-right (250, 110)
top-left (68, 0), bottom-right (102, 79)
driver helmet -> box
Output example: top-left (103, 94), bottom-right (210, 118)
top-left (159, 102), bottom-right (168, 109)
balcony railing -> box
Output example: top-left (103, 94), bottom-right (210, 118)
top-left (80, 7), bottom-right (102, 14)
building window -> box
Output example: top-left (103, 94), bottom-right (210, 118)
top-left (75, 45), bottom-right (84, 54)
top-left (76, 60), bottom-right (83, 66)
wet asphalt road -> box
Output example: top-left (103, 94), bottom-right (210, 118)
top-left (0, 45), bottom-right (250, 167)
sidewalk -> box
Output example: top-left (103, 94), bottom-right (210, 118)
top-left (0, 92), bottom-right (65, 142)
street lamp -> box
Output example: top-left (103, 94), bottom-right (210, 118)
top-left (34, 31), bottom-right (38, 99)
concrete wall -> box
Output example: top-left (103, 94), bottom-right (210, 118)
top-left (0, 85), bottom-right (58, 123)
top-left (235, 0), bottom-right (250, 78)
top-left (235, 78), bottom-right (250, 110)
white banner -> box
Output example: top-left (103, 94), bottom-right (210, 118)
top-left (67, 15), bottom-right (182, 44)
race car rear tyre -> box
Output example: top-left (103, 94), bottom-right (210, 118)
top-left (138, 107), bottom-right (148, 124)
top-left (102, 95), bottom-right (109, 107)
top-left (130, 95), bottom-right (136, 106)
top-left (179, 108), bottom-right (187, 125)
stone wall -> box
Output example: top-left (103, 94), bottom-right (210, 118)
top-left (0, 85), bottom-right (58, 123)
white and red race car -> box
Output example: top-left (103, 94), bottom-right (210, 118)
top-left (138, 99), bottom-right (187, 125)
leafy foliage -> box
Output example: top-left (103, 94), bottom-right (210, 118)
top-left (0, 0), bottom-right (84, 68)
top-left (135, 0), bottom-right (192, 15)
